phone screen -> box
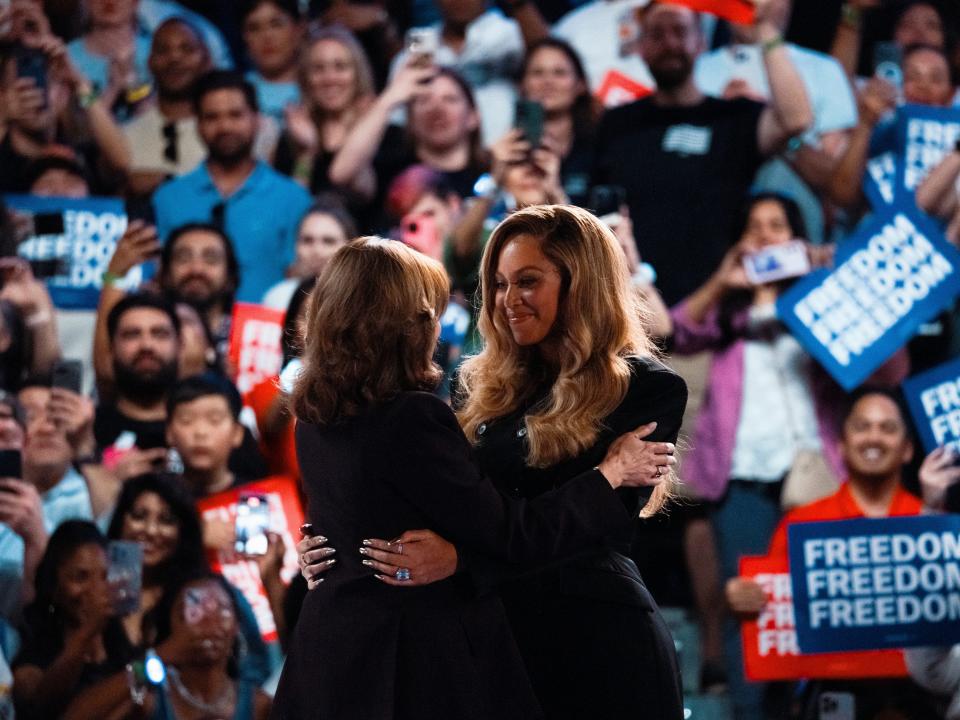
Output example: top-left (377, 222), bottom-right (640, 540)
top-left (235, 493), bottom-right (271, 555)
top-left (0, 449), bottom-right (22, 480)
top-left (51, 359), bottom-right (83, 394)
top-left (107, 540), bottom-right (143, 615)
top-left (514, 100), bottom-right (544, 148)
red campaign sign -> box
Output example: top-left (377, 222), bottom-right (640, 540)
top-left (662, 0), bottom-right (755, 24)
top-left (596, 70), bottom-right (653, 108)
top-left (740, 555), bottom-right (907, 681)
top-left (229, 302), bottom-right (285, 394)
top-left (196, 476), bottom-right (305, 643)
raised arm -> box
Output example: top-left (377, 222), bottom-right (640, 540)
top-left (327, 60), bottom-right (436, 190)
top-left (755, 11), bottom-right (813, 157)
top-left (827, 77), bottom-right (896, 209)
top-left (915, 147), bottom-right (960, 219)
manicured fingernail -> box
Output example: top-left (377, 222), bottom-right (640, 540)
top-left (358, 547), bottom-right (369, 555)
top-left (374, 575), bottom-right (386, 582)
top-left (317, 535), bottom-right (328, 543)
top-left (362, 559), bottom-right (373, 567)
top-left (324, 558), bottom-right (337, 567)
top-left (361, 539), bottom-right (372, 545)
top-left (324, 547), bottom-right (336, 556)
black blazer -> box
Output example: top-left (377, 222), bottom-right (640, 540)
top-left (466, 356), bottom-right (689, 720)
top-left (272, 391), bottom-right (641, 720)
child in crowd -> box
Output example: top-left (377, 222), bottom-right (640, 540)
top-left (166, 373), bottom-right (252, 499)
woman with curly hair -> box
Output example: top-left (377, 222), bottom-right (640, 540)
top-left (299, 206), bottom-right (688, 719)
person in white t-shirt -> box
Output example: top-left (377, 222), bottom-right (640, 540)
top-left (695, 0), bottom-right (857, 243)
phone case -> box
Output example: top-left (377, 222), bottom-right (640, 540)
top-left (108, 540), bottom-right (143, 616)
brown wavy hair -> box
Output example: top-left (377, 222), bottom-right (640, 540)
top-left (457, 206), bottom-right (669, 515)
top-left (291, 237), bottom-right (448, 425)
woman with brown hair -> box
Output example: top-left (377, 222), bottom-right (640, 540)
top-left (299, 207), bottom-right (687, 718)
top-left (273, 25), bottom-right (376, 198)
top-left (273, 235), bottom-right (672, 719)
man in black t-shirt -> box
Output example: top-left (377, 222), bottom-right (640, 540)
top-left (592, 1), bottom-right (813, 305)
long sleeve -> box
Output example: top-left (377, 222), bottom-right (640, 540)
top-left (372, 393), bottom-right (634, 564)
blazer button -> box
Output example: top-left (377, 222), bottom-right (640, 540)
top-left (477, 423), bottom-right (487, 437)
top-left (517, 427), bottom-right (527, 439)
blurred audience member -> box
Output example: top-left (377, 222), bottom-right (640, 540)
top-left (391, 0), bottom-right (526, 143)
top-left (165, 372), bottom-right (252, 499)
top-left (65, 572), bottom-right (272, 719)
top-left (261, 199), bottom-right (354, 310)
top-left (592, 2), bottom-right (813, 306)
top-left (829, 44), bottom-right (955, 212)
top-left (66, 0), bottom-right (152, 122)
top-left (246, 278), bottom-right (315, 481)
top-left (518, 37), bottom-right (601, 207)
top-left (724, 389), bottom-right (933, 720)
top-left (330, 64), bottom-right (486, 229)
top-left (696, 0), bottom-right (856, 244)
top-left (12, 520), bottom-right (133, 719)
top-left (0, 380), bottom-right (97, 616)
top-left (153, 70), bottom-right (311, 302)
top-left (831, 0), bottom-right (949, 81)
top-left (273, 25), bottom-right (375, 200)
top-left (240, 0), bottom-right (303, 124)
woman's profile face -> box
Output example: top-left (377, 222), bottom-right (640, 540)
top-left (742, 199), bottom-right (793, 250)
top-left (521, 46), bottom-right (583, 115)
top-left (122, 491), bottom-right (181, 569)
top-left (494, 234), bottom-right (562, 347)
top-left (306, 39), bottom-right (357, 113)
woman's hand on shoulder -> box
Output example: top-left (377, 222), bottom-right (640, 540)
top-left (598, 422), bottom-right (676, 489)
top-left (359, 529), bottom-right (457, 587)
top-left (296, 529), bottom-right (337, 590)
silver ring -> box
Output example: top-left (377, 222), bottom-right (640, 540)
top-left (397, 543), bottom-right (403, 555)
top-left (201, 639), bottom-right (214, 649)
top-left (301, 552), bottom-right (307, 566)
top-left (655, 466), bottom-right (663, 477)
top-left (395, 567), bottom-right (411, 582)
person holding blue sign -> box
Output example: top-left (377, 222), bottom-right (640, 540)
top-left (725, 388), bottom-right (937, 719)
top-left (828, 44), bottom-right (955, 214)
top-left (668, 194), bottom-right (909, 719)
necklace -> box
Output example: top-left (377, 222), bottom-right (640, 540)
top-left (166, 666), bottom-right (235, 716)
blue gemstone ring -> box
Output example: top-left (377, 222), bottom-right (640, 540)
top-left (395, 568), bottom-right (411, 582)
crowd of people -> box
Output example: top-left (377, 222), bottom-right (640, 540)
top-left (0, 0), bottom-right (958, 717)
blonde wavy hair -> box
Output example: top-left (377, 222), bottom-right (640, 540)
top-left (292, 237), bottom-right (448, 426)
top-left (458, 205), bottom-right (670, 515)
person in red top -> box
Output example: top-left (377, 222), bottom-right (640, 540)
top-left (726, 387), bottom-right (936, 720)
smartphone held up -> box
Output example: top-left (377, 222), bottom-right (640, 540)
top-left (742, 240), bottom-right (811, 285)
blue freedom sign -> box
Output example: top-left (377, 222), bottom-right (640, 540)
top-left (776, 207), bottom-right (960, 391)
top-left (896, 104), bottom-right (960, 203)
top-left (789, 515), bottom-right (960, 653)
top-left (903, 358), bottom-right (960, 454)
top-left (3, 195), bottom-right (148, 310)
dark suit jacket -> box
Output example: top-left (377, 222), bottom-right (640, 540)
top-left (272, 391), bottom-right (641, 720)
top-left (467, 357), bottom-right (689, 720)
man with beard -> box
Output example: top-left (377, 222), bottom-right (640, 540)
top-left (159, 223), bottom-right (238, 354)
top-left (93, 293), bottom-right (182, 486)
top-left (153, 70), bottom-right (311, 303)
top-left (122, 18), bottom-right (278, 199)
top-left (724, 388), bottom-right (932, 719)
top-left (591, 1), bottom-right (813, 306)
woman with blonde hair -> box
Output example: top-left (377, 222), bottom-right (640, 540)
top-left (274, 235), bottom-right (676, 719)
top-left (273, 25), bottom-right (376, 197)
top-left (300, 206), bottom-right (687, 718)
